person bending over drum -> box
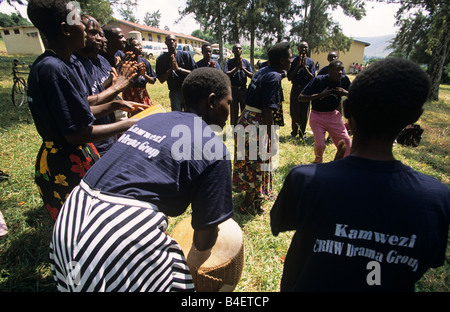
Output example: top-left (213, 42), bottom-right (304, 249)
top-left (49, 67), bottom-right (234, 292)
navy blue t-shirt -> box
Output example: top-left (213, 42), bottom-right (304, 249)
top-left (224, 57), bottom-right (253, 87)
top-left (91, 54), bottom-right (112, 87)
top-left (82, 111), bottom-right (234, 230)
top-left (102, 50), bottom-right (125, 68)
top-left (287, 56), bottom-right (316, 87)
top-left (196, 59), bottom-right (222, 71)
top-left (245, 66), bottom-right (283, 111)
top-left (72, 53), bottom-right (115, 156)
top-left (156, 51), bottom-right (197, 91)
top-left (72, 53), bottom-right (104, 96)
top-left (271, 156), bottom-right (450, 291)
top-left (27, 51), bottom-right (95, 144)
top-left (301, 74), bottom-right (351, 112)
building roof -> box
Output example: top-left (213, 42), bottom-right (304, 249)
top-left (353, 39), bottom-right (371, 47)
top-left (113, 19), bottom-right (208, 43)
top-left (0, 25), bottom-right (37, 31)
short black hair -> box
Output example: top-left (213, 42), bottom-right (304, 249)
top-left (347, 58), bottom-right (430, 140)
top-left (268, 42), bottom-right (291, 67)
top-left (81, 14), bottom-right (98, 30)
top-left (329, 59), bottom-right (344, 69)
top-left (27, 0), bottom-right (72, 40)
top-left (201, 43), bottom-right (211, 51)
top-left (182, 68), bottom-right (231, 111)
top-left (102, 25), bottom-right (121, 39)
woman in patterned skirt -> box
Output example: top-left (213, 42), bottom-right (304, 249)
top-left (233, 42), bottom-right (292, 215)
top-left (27, 0), bottom-right (139, 221)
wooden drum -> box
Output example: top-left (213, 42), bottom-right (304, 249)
top-left (171, 216), bottom-right (244, 292)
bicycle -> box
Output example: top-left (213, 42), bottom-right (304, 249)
top-left (11, 58), bottom-right (30, 107)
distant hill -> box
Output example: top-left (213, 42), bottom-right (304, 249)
top-left (355, 34), bottom-right (396, 59)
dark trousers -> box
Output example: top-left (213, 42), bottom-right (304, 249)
top-left (230, 86), bottom-right (247, 126)
top-left (290, 84), bottom-right (310, 137)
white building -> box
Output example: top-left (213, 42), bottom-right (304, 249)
top-left (0, 25), bottom-right (45, 55)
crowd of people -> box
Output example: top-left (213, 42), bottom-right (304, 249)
top-left (3, 0), bottom-right (448, 293)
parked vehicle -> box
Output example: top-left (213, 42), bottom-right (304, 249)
top-left (142, 41), bottom-right (168, 59)
top-left (176, 44), bottom-right (198, 57)
top-left (211, 44), bottom-right (231, 61)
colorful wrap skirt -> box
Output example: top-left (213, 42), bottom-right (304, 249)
top-left (273, 102), bottom-right (284, 127)
top-left (35, 141), bottom-right (100, 221)
top-left (232, 106), bottom-right (273, 198)
top-left (123, 87), bottom-right (153, 106)
top-left (49, 180), bottom-right (195, 292)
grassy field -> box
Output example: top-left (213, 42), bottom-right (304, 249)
top-left (0, 43), bottom-right (449, 292)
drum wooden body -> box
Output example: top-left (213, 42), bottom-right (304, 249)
top-left (171, 217), bottom-right (244, 292)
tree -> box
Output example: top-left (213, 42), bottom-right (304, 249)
top-left (382, 0), bottom-right (450, 100)
top-left (180, 0), bottom-right (228, 67)
top-left (289, 0), bottom-right (366, 54)
top-left (117, 0), bottom-right (139, 23)
top-left (0, 12), bottom-right (30, 27)
top-left (191, 29), bottom-right (215, 43)
top-left (180, 0), bottom-right (366, 69)
top-left (143, 10), bottom-right (161, 28)
top-left (78, 0), bottom-right (116, 26)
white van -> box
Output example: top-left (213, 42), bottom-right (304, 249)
top-left (142, 41), bottom-right (168, 59)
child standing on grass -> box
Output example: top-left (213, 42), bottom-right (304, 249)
top-left (26, 0), bottom-right (140, 221)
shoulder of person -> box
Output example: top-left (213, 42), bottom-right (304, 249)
top-left (36, 53), bottom-right (71, 77)
top-left (156, 52), bottom-right (169, 62)
top-left (140, 56), bottom-right (151, 65)
top-left (263, 67), bottom-right (283, 80)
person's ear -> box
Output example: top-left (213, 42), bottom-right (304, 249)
top-left (60, 22), bottom-right (70, 37)
top-left (207, 93), bottom-right (216, 110)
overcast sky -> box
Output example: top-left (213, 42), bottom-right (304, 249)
top-left (1, 0), bottom-right (401, 38)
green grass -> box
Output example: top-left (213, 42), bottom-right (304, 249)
top-left (0, 45), bottom-right (449, 292)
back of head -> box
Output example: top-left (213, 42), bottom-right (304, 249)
top-left (27, 0), bottom-right (71, 41)
top-left (268, 42), bottom-right (291, 67)
top-left (182, 68), bottom-right (231, 112)
top-left (329, 59), bottom-right (343, 70)
top-left (347, 58), bottom-right (430, 140)
top-left (102, 25), bottom-right (119, 39)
